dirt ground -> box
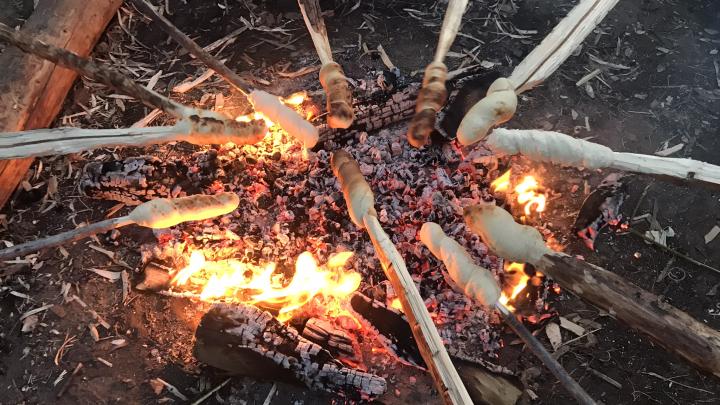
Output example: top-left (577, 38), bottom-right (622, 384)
top-left (2, 0), bottom-right (720, 404)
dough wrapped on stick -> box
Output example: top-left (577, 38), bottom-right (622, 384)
top-left (0, 193), bottom-right (239, 260)
top-left (407, 0), bottom-right (469, 147)
top-left (298, 0), bottom-right (354, 129)
top-left (456, 0), bottom-right (620, 146)
top-left (464, 203), bottom-right (720, 379)
top-left (331, 150), bottom-right (472, 405)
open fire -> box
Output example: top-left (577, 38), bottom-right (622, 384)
top-left (170, 250), bottom-right (361, 322)
top-left (491, 169), bottom-right (547, 216)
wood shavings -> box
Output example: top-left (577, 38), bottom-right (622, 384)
top-left (705, 226), bottom-right (720, 244)
top-left (545, 322), bottom-right (562, 351)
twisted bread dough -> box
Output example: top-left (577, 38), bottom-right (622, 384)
top-left (457, 78), bottom-right (517, 146)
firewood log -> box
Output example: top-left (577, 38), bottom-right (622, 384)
top-left (464, 203), bottom-right (720, 378)
top-left (194, 303), bottom-right (386, 398)
top-left (0, 0), bottom-right (122, 209)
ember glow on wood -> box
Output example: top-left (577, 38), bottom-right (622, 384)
top-left (487, 128), bottom-right (720, 187)
top-left (464, 203), bottom-right (720, 378)
top-left (407, 0), bottom-right (468, 147)
top-left (456, 0), bottom-right (620, 146)
top-left (0, 193), bottom-right (239, 260)
top-left (298, 0), bottom-right (354, 129)
top-left (331, 150), bottom-right (473, 405)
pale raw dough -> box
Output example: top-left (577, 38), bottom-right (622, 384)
top-left (420, 222), bottom-right (500, 306)
top-left (463, 203), bottom-right (551, 265)
top-left (486, 128), bottom-right (614, 169)
top-left (331, 151), bottom-right (377, 228)
top-left (457, 78), bottom-right (517, 146)
top-left (248, 90), bottom-right (319, 148)
top-left (129, 193), bottom-right (240, 229)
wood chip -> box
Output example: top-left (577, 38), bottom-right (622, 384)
top-left (88, 268), bottom-right (122, 281)
top-left (559, 316), bottom-right (586, 336)
top-left (655, 143), bottom-right (684, 156)
top-left (88, 324), bottom-right (100, 342)
top-left (172, 67), bottom-right (217, 94)
top-left (377, 45), bottom-right (395, 69)
top-left (705, 225), bottom-right (720, 244)
top-left (155, 378), bottom-right (188, 401)
top-left (545, 322), bottom-right (563, 351)
top-left (20, 303), bottom-right (54, 320)
top-left (96, 357), bottom-right (113, 367)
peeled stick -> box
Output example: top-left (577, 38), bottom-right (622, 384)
top-left (419, 222), bottom-right (500, 306)
top-left (0, 193), bottom-right (239, 260)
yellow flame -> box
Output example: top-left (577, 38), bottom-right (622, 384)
top-left (389, 298), bottom-right (403, 311)
top-left (236, 111), bottom-right (274, 127)
top-left (490, 169), bottom-right (511, 192)
top-left (171, 250), bottom-right (359, 322)
top-left (281, 91), bottom-right (307, 106)
top-left (491, 170), bottom-right (546, 216)
top-left (498, 262), bottom-right (530, 311)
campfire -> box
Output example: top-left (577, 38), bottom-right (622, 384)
top-left (2, 0), bottom-right (720, 404)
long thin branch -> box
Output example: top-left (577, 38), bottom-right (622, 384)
top-left (129, 0), bottom-right (251, 95)
top-left (0, 23), bottom-right (193, 119)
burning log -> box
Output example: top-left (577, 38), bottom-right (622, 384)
top-left (464, 203), bottom-right (720, 379)
top-left (0, 22), bottom-right (269, 154)
top-left (457, 0), bottom-right (620, 145)
top-left (297, 0), bottom-right (354, 129)
top-left (194, 303), bottom-right (386, 398)
top-left (407, 0), bottom-right (469, 147)
top-left (331, 150), bottom-right (473, 405)
top-left (419, 222), bottom-right (597, 405)
top-left (486, 128), bottom-right (720, 188)
top-left (0, 193), bottom-right (239, 260)
top-left (301, 318), bottom-right (356, 359)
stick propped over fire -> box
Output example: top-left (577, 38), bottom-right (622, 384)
top-left (331, 150), bottom-right (472, 405)
top-left (464, 203), bottom-right (720, 378)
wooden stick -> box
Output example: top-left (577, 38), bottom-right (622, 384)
top-left (420, 222), bottom-right (596, 405)
top-left (298, 0), bottom-right (354, 129)
top-left (0, 193), bottom-right (239, 260)
top-left (407, 0), bottom-right (468, 147)
top-left (331, 151), bottom-right (472, 405)
top-left (0, 119), bottom-right (267, 159)
top-left (456, 0), bottom-right (620, 146)
top-left (0, 0), bottom-right (122, 209)
top-left (0, 23), bottom-right (193, 119)
top-left (464, 203), bottom-right (720, 378)
top-left (129, 0), bottom-right (251, 95)
top-left (486, 128), bottom-right (720, 188)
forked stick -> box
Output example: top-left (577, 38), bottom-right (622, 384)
top-left (0, 193), bottom-right (239, 260)
top-left (298, 0), bottom-right (354, 129)
top-left (486, 128), bottom-right (720, 188)
top-left (407, 0), bottom-right (469, 148)
top-left (457, 0), bottom-right (620, 146)
top-left (464, 203), bottom-right (720, 379)
top-left (130, 0), bottom-right (318, 147)
top-left (419, 222), bottom-right (597, 405)
top-left (331, 151), bottom-right (471, 405)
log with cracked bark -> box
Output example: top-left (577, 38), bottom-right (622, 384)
top-left (194, 303), bottom-right (387, 398)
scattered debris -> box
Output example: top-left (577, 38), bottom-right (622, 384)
top-left (705, 225), bottom-right (720, 244)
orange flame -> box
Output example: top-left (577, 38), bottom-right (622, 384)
top-left (172, 250), bottom-right (360, 322)
top-left (281, 91), bottom-right (307, 106)
top-left (498, 262), bottom-right (530, 311)
top-left (491, 170), bottom-right (546, 216)
top-left (236, 111), bottom-right (274, 127)
top-left (389, 298), bottom-right (403, 311)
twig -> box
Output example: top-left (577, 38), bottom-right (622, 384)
top-left (262, 383), bottom-right (277, 405)
top-left (56, 362), bottom-right (83, 398)
top-left (640, 371), bottom-right (715, 395)
top-left (624, 228), bottom-right (720, 276)
top-left (54, 333), bottom-right (77, 366)
top-left (191, 378), bottom-right (231, 405)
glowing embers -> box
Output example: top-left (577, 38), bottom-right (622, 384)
top-left (171, 250), bottom-right (361, 322)
top-left (491, 169), bottom-right (547, 216)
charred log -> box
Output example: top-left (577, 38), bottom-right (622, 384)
top-left (194, 303), bottom-right (386, 398)
top-left (300, 318), bottom-right (358, 360)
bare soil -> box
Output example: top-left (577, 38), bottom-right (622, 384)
top-left (1, 0), bottom-right (720, 404)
